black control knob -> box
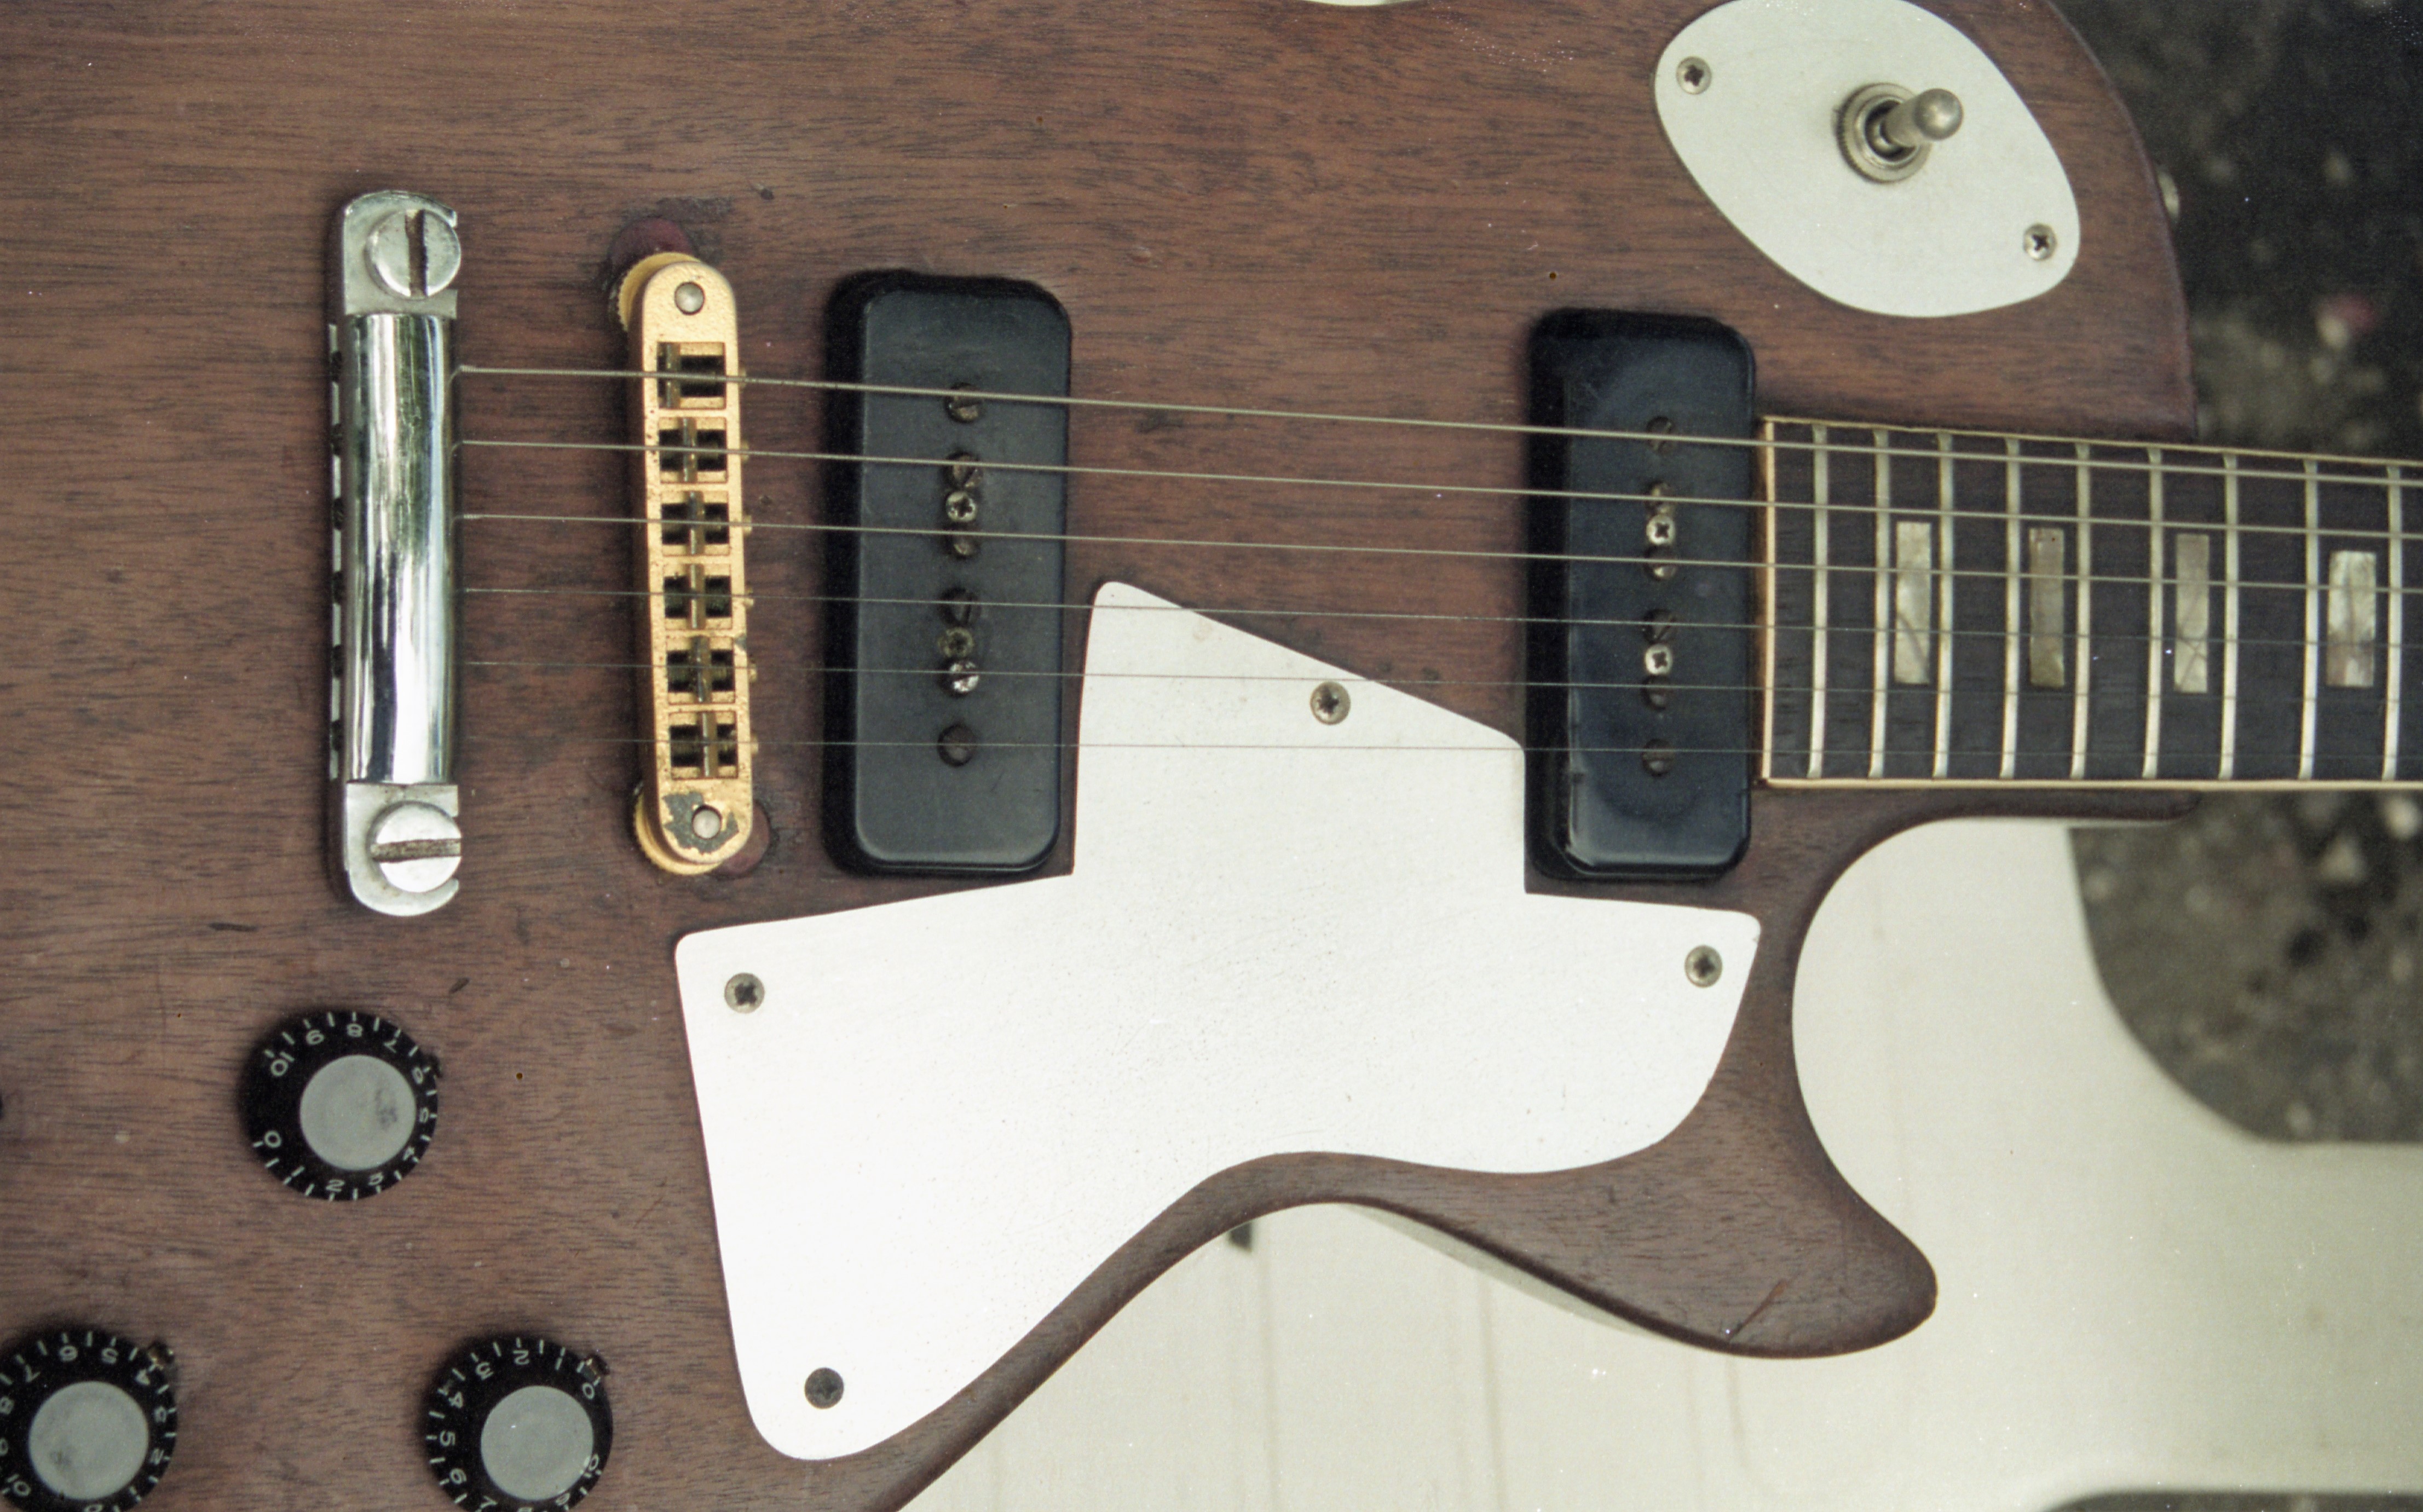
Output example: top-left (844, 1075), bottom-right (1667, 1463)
top-left (240, 1009), bottom-right (439, 1200)
top-left (0, 1329), bottom-right (176, 1512)
top-left (423, 1337), bottom-right (611, 1511)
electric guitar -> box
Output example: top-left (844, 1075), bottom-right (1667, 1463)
top-left (1, 0), bottom-right (2412, 1508)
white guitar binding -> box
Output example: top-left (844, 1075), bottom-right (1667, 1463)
top-left (674, 583), bottom-right (1759, 1460)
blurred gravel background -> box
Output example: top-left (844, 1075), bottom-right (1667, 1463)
top-left (1986, 8), bottom-right (2419, 1502)
top-left (2052, 0), bottom-right (2423, 1146)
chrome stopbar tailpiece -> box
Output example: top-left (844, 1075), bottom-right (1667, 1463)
top-left (328, 191), bottom-right (463, 916)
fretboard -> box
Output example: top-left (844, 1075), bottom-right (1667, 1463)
top-left (1759, 421), bottom-right (2417, 786)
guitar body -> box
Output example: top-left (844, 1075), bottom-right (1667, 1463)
top-left (3, 1), bottom-right (2191, 1506)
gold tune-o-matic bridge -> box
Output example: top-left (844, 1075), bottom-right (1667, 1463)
top-left (620, 256), bottom-right (754, 873)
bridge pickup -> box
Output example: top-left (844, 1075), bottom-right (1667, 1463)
top-left (625, 256), bottom-right (755, 873)
top-left (1527, 311), bottom-right (1755, 879)
top-left (824, 274), bottom-right (1070, 874)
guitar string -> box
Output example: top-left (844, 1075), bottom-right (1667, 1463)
top-left (460, 656), bottom-right (2389, 718)
top-left (465, 585), bottom-right (2391, 663)
top-left (460, 433), bottom-right (2423, 556)
top-left (464, 501), bottom-right (2423, 607)
top-left (461, 731), bottom-right (2403, 766)
top-left (460, 363), bottom-right (2423, 489)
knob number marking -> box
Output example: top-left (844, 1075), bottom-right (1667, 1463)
top-left (422, 1338), bottom-right (611, 1512)
top-left (0, 1330), bottom-right (176, 1512)
top-left (240, 1010), bottom-right (440, 1201)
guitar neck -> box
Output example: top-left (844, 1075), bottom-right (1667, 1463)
top-left (1758, 420), bottom-right (2416, 787)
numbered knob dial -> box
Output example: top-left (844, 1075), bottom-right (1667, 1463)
top-left (423, 1338), bottom-right (611, 1511)
top-left (240, 1009), bottom-right (439, 1199)
top-left (0, 1329), bottom-right (176, 1512)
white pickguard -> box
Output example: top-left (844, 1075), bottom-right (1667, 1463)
top-left (674, 583), bottom-right (1758, 1459)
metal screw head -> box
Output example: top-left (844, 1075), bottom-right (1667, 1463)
top-left (2024, 223), bottom-right (2058, 261)
top-left (937, 723), bottom-right (978, 766)
top-left (938, 627), bottom-right (977, 659)
top-left (674, 280), bottom-right (706, 314)
top-left (724, 973), bottom-right (764, 1012)
top-left (805, 1368), bottom-right (844, 1409)
top-left (942, 488), bottom-right (980, 525)
top-left (1683, 945), bottom-right (1723, 988)
top-left (941, 660), bottom-right (982, 696)
top-left (1644, 508), bottom-right (1678, 548)
top-left (364, 208), bottom-right (461, 298)
top-left (1310, 681), bottom-right (1351, 725)
top-left (945, 385), bottom-right (982, 423)
top-left (1642, 643), bottom-right (1675, 678)
top-left (367, 801), bottom-right (463, 894)
top-left (1676, 56), bottom-right (1711, 94)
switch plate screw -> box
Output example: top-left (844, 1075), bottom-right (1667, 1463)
top-left (1310, 681), bottom-right (1351, 724)
top-left (724, 973), bottom-right (764, 1012)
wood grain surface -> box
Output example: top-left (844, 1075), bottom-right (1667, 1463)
top-left (0, 0), bottom-right (2190, 1507)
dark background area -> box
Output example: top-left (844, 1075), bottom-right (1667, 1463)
top-left (2056, 0), bottom-right (2423, 1147)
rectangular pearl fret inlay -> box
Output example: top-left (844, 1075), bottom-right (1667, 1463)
top-left (2174, 534), bottom-right (2212, 693)
top-left (2027, 528), bottom-right (2066, 689)
top-left (1757, 422), bottom-right (2417, 788)
top-left (2327, 550), bottom-right (2379, 689)
top-left (1893, 521), bottom-right (1934, 685)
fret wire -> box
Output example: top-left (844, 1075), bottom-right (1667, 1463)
top-left (2222, 453), bottom-right (2244, 781)
top-left (2002, 438), bottom-right (2022, 781)
top-left (2143, 448), bottom-right (2165, 779)
top-left (1870, 430), bottom-right (1891, 781)
top-left (2070, 445), bottom-right (2093, 781)
top-left (2300, 459), bottom-right (2322, 781)
top-left (2390, 466), bottom-right (2407, 782)
top-left (1760, 422), bottom-right (1781, 782)
top-left (1933, 434), bottom-right (1954, 779)
top-left (1809, 426), bottom-right (1830, 780)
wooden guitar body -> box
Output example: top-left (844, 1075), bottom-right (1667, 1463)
top-left (1, 1), bottom-right (2191, 1505)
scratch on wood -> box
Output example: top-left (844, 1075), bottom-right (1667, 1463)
top-left (1725, 1277), bottom-right (1791, 1338)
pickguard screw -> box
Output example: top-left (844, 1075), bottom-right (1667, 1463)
top-left (1310, 681), bottom-right (1351, 724)
top-left (724, 973), bottom-right (764, 1012)
top-left (1641, 740), bottom-right (1676, 777)
top-left (674, 280), bottom-right (706, 314)
top-left (805, 1368), bottom-right (845, 1409)
top-left (2024, 223), bottom-right (2058, 261)
top-left (938, 723), bottom-right (979, 766)
top-left (1676, 56), bottom-right (1711, 94)
top-left (945, 385), bottom-right (982, 423)
top-left (1683, 945), bottom-right (1723, 988)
